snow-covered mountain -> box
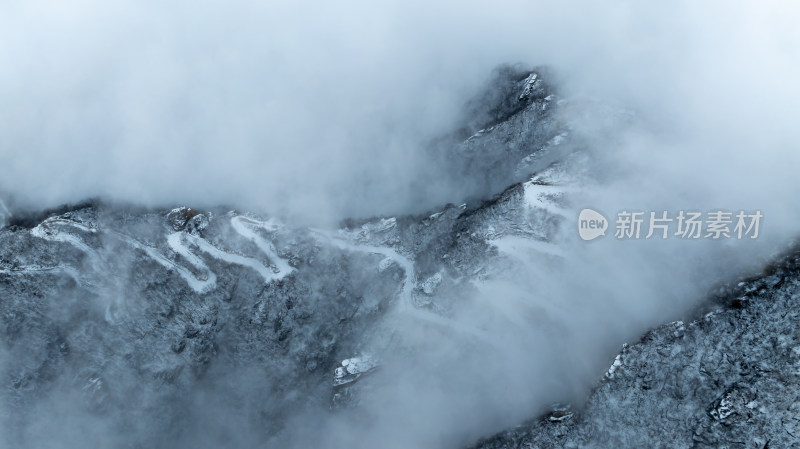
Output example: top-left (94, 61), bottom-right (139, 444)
top-left (0, 65), bottom-right (794, 449)
top-left (474, 245), bottom-right (800, 449)
top-left (0, 66), bottom-right (581, 448)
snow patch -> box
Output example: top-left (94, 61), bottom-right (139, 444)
top-left (491, 235), bottom-right (566, 259)
top-left (420, 272), bottom-right (443, 295)
top-left (333, 354), bottom-right (377, 387)
top-left (177, 232), bottom-right (283, 282)
top-left (314, 228), bottom-right (498, 344)
top-left (378, 257), bottom-right (397, 272)
top-left (31, 217), bottom-right (97, 255)
top-left (230, 215), bottom-right (294, 277)
top-left (606, 354), bottom-right (624, 379)
top-left (112, 231), bottom-right (217, 294)
top-left (518, 72), bottom-right (539, 100)
top-left (522, 182), bottom-right (570, 217)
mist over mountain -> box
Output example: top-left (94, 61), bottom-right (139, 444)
top-left (2, 1), bottom-right (798, 224)
top-left (1, 1), bottom-right (799, 448)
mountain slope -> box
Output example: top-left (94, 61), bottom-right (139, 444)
top-left (0, 66), bottom-right (580, 448)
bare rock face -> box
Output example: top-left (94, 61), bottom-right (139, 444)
top-left (166, 206), bottom-right (200, 231)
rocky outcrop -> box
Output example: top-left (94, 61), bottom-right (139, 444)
top-left (474, 246), bottom-right (800, 449)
